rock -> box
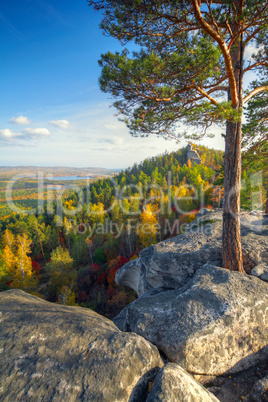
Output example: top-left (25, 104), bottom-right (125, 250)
top-left (208, 386), bottom-right (221, 396)
top-left (251, 263), bottom-right (268, 283)
top-left (115, 257), bottom-right (143, 294)
top-left (0, 289), bottom-right (164, 401)
top-left (244, 375), bottom-right (268, 402)
top-left (260, 272), bottom-right (268, 283)
top-left (186, 143), bottom-right (202, 165)
top-left (114, 264), bottom-right (268, 375)
top-left (116, 212), bottom-right (268, 296)
top-left (251, 263), bottom-right (267, 276)
top-left (146, 363), bottom-right (219, 402)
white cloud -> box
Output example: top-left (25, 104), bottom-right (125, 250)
top-left (100, 136), bottom-right (124, 146)
top-left (9, 115), bottom-right (31, 125)
top-left (244, 43), bottom-right (264, 61)
top-left (49, 120), bottom-right (71, 129)
top-left (0, 128), bottom-right (21, 141)
top-left (23, 128), bottom-right (50, 138)
top-left (0, 126), bottom-right (51, 145)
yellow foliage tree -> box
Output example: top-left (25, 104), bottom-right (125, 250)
top-left (2, 245), bottom-right (16, 272)
top-left (57, 286), bottom-right (76, 306)
top-left (2, 232), bottom-right (36, 291)
top-left (174, 185), bottom-right (195, 214)
top-left (201, 153), bottom-right (207, 164)
top-left (65, 199), bottom-right (75, 210)
top-left (88, 202), bottom-right (106, 225)
top-left (0, 250), bottom-right (8, 289)
top-left (2, 229), bottom-right (15, 252)
top-left (138, 204), bottom-right (158, 248)
top-left (195, 174), bottom-right (206, 188)
top-left (46, 246), bottom-right (76, 299)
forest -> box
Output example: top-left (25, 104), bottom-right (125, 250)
top-left (0, 144), bottom-right (266, 318)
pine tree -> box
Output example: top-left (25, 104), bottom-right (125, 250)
top-left (88, 0), bottom-right (268, 271)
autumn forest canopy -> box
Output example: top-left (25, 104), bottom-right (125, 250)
top-left (0, 142), bottom-right (266, 317)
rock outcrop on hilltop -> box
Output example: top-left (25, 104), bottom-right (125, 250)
top-left (186, 143), bottom-right (202, 165)
top-left (0, 290), bottom-right (164, 401)
top-left (115, 212), bottom-right (268, 295)
top-left (114, 264), bottom-right (268, 375)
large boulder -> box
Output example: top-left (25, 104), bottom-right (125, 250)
top-left (114, 264), bottom-right (268, 376)
top-left (115, 212), bottom-right (268, 296)
top-left (0, 290), bottom-right (164, 401)
top-left (146, 363), bottom-right (219, 402)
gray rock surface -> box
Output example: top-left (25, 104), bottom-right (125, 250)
top-left (146, 363), bottom-right (219, 401)
top-left (251, 263), bottom-right (268, 283)
top-left (115, 212), bottom-right (268, 295)
top-left (0, 289), bottom-right (164, 402)
top-left (244, 375), bottom-right (268, 402)
top-left (114, 264), bottom-right (268, 375)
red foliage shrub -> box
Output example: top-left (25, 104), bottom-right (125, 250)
top-left (35, 252), bottom-right (43, 261)
top-left (119, 256), bottom-right (128, 266)
top-left (107, 268), bottom-right (115, 285)
top-left (108, 255), bottom-right (128, 270)
top-left (107, 255), bottom-right (129, 285)
top-left (96, 272), bottom-right (106, 285)
top-left (106, 291), bottom-right (127, 316)
top-left (78, 290), bottom-right (87, 302)
top-left (206, 204), bottom-right (213, 209)
top-left (90, 263), bottom-right (100, 272)
top-left (107, 287), bottom-right (115, 299)
top-left (32, 261), bottom-right (41, 275)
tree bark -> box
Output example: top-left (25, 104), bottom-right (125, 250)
top-left (222, 7), bottom-right (245, 273)
top-left (265, 187), bottom-right (268, 215)
top-left (222, 118), bottom-right (244, 272)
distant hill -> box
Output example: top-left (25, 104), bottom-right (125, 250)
top-left (0, 166), bottom-right (117, 219)
top-left (88, 144), bottom-right (224, 207)
top-left (0, 166), bottom-right (117, 177)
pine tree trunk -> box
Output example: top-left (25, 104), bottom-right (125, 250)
top-left (265, 187), bottom-right (268, 215)
top-left (222, 118), bottom-right (244, 272)
top-left (222, 12), bottom-right (245, 273)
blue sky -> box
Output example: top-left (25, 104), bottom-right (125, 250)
top-left (1, 0), bottom-right (254, 169)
